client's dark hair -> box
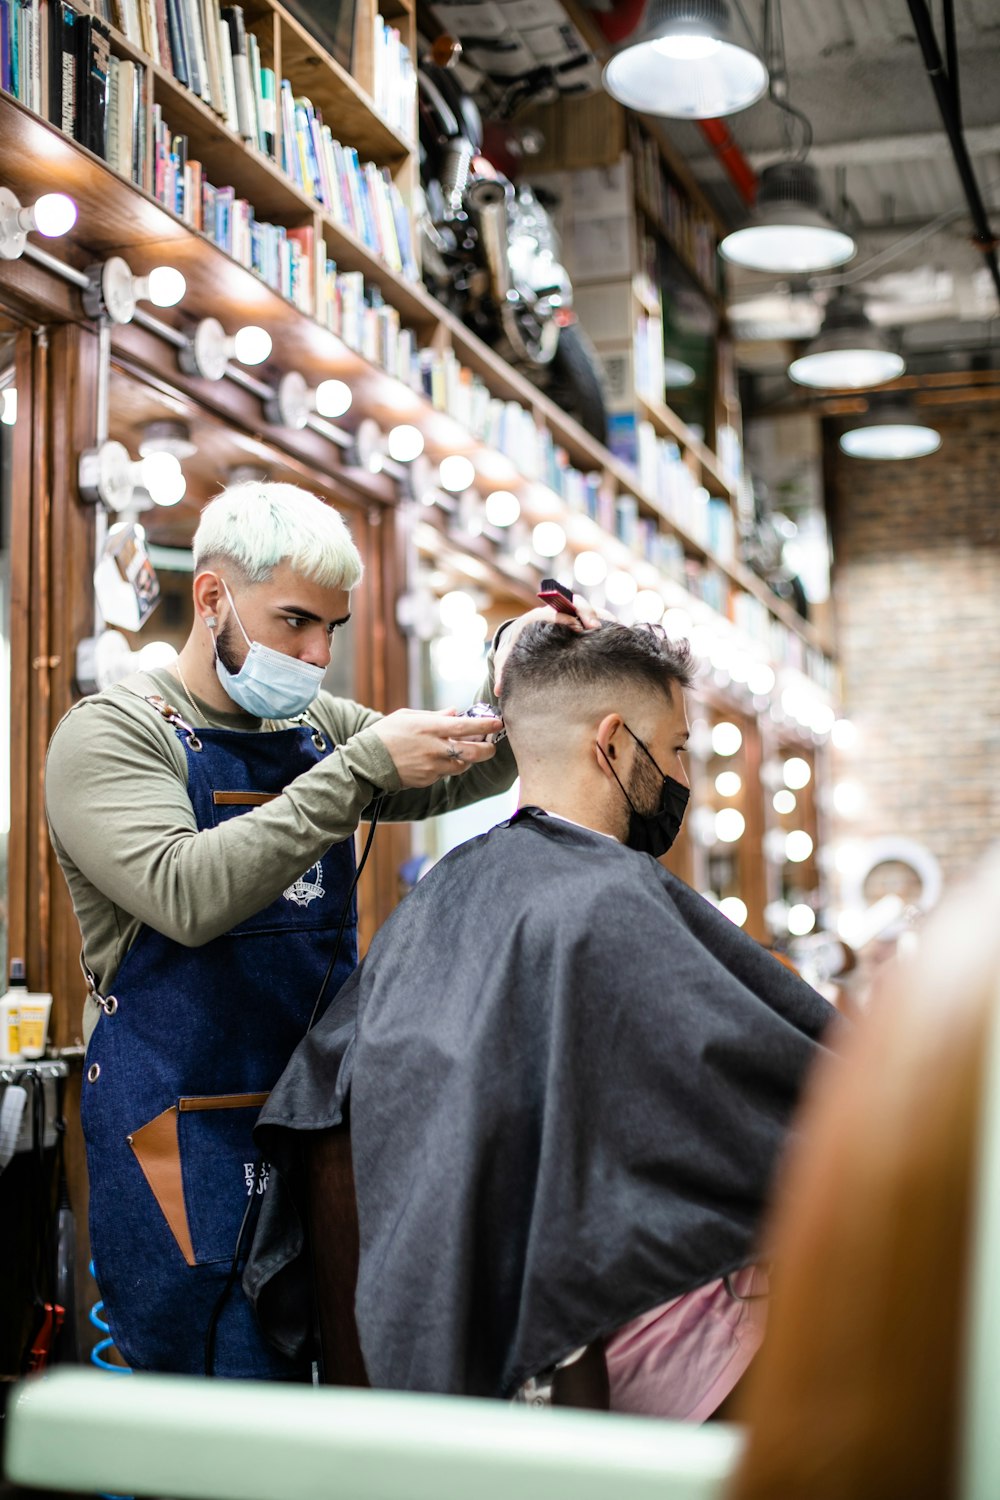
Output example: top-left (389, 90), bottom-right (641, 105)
top-left (501, 621), bottom-right (694, 719)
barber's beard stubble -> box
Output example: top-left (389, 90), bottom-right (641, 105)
top-left (215, 617), bottom-right (244, 676)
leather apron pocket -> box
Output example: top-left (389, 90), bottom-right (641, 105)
top-left (128, 1094), bottom-right (268, 1267)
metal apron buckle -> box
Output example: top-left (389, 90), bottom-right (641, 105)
top-left (144, 694), bottom-right (203, 750)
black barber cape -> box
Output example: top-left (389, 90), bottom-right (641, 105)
top-left (245, 808), bottom-right (836, 1398)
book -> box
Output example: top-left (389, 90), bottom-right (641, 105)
top-left (217, 17), bottom-right (238, 132)
top-left (107, 53), bottom-right (120, 171)
top-left (245, 29), bottom-right (263, 148)
top-left (180, 0), bottom-right (204, 100)
top-left (164, 0), bottom-right (189, 87)
top-left (258, 64), bottom-right (275, 155)
top-left (220, 6), bottom-right (253, 141)
top-left (89, 21), bottom-right (111, 160)
top-left (152, 0), bottom-right (170, 74)
top-left (198, 0), bottom-right (224, 114)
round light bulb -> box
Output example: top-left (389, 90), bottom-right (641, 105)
top-left (573, 550), bottom-right (608, 587)
top-left (773, 789), bottom-right (797, 815)
top-left (633, 588), bottom-right (665, 623)
top-left (783, 756), bottom-right (812, 790)
top-left (438, 454), bottom-right (476, 493)
top-left (840, 423), bottom-right (941, 460)
top-left (145, 265), bottom-right (186, 308)
top-left (133, 640), bottom-right (179, 671)
top-left (786, 903), bottom-right (816, 936)
top-left (662, 607), bottom-right (692, 640)
top-left (718, 896), bottom-right (748, 927)
top-left (605, 569), bottom-right (638, 606)
top-left (653, 34), bottom-right (722, 60)
top-left (810, 704), bottom-right (836, 736)
top-left (711, 721), bottom-right (743, 757)
top-left (788, 347), bottom-right (905, 390)
top-left (315, 379), bottom-right (353, 418)
top-left (832, 780), bottom-right (864, 818)
top-left (387, 424), bottom-right (425, 462)
top-left (715, 808), bottom-right (746, 843)
top-left (831, 718), bottom-right (858, 750)
top-left (746, 662), bottom-right (776, 696)
top-left (484, 489), bottom-right (520, 527)
top-left (232, 325), bottom-right (272, 365)
top-left (532, 521), bottom-right (566, 558)
top-left (32, 192), bottom-right (77, 237)
top-left (139, 451), bottom-right (186, 506)
top-left (715, 771), bottom-right (742, 798)
top-left (785, 829), bottom-right (814, 863)
top-left (439, 589), bottom-right (478, 632)
top-left (721, 224), bottom-right (855, 275)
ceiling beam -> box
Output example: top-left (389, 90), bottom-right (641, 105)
top-left (686, 123), bottom-right (1000, 176)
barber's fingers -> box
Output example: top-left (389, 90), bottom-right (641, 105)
top-left (570, 594), bottom-right (609, 629)
top-left (442, 736), bottom-right (497, 773)
top-left (438, 713), bottom-right (503, 738)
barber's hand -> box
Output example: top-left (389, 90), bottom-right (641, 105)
top-left (371, 708), bottom-right (504, 787)
top-left (493, 594), bottom-right (607, 694)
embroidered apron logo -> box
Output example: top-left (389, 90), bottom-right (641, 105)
top-left (244, 1161), bottom-right (270, 1197)
top-left (283, 861), bottom-right (325, 907)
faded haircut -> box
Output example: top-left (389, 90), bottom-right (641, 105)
top-left (193, 481), bottom-right (364, 590)
top-left (501, 621), bottom-right (694, 723)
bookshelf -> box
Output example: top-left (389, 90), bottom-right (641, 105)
top-left (0, 0), bottom-right (831, 695)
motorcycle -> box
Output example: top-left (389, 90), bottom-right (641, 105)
top-left (416, 56), bottom-right (608, 446)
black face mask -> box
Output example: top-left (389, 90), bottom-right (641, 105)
top-left (599, 725), bottom-right (690, 858)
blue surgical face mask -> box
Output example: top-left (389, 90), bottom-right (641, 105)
top-left (211, 579), bottom-right (325, 719)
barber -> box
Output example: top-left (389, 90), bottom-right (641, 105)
top-left (45, 480), bottom-right (596, 1380)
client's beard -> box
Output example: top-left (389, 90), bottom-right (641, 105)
top-left (620, 748), bottom-right (663, 837)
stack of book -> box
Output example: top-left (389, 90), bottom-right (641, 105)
top-left (150, 0), bottom-right (276, 157)
top-left (153, 106), bottom-right (313, 311)
top-left (279, 86), bottom-right (417, 280)
top-left (1, 2), bottom-right (146, 186)
top-left (372, 12), bottom-right (415, 141)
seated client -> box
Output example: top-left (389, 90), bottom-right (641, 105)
top-left (246, 622), bottom-right (836, 1416)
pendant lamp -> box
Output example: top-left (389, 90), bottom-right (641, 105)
top-left (788, 292), bottom-right (905, 390)
top-left (602, 0), bottom-right (768, 119)
top-left (839, 401), bottom-right (941, 460)
top-left (720, 161), bottom-right (856, 273)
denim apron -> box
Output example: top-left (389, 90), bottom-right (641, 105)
top-left (81, 695), bottom-right (357, 1378)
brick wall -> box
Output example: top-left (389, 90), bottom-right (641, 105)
top-left (826, 401), bottom-right (1000, 891)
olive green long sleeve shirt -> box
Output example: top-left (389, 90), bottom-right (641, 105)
top-left (45, 665), bottom-right (515, 1041)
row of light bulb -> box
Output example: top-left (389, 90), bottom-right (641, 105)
top-left (712, 895), bottom-right (817, 935)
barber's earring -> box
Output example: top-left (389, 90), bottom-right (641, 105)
top-left (204, 615), bottom-right (217, 629)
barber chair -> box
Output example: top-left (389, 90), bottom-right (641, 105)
top-left (305, 1124), bottom-right (610, 1407)
top-left (6, 854), bottom-right (1000, 1500)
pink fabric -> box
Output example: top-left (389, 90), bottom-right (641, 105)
top-left (603, 1265), bottom-right (768, 1421)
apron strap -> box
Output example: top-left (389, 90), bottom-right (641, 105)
top-left (143, 694), bottom-right (203, 751)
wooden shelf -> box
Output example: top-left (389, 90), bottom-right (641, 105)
top-left (634, 189), bottom-right (721, 313)
top-left (266, 0), bottom-right (413, 165)
top-left (637, 394), bottom-right (736, 501)
top-left (0, 86), bottom-right (829, 668)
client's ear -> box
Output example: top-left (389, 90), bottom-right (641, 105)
top-left (595, 713), bottom-right (624, 772)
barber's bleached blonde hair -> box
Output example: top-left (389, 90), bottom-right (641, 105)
top-left (193, 481), bottom-right (363, 590)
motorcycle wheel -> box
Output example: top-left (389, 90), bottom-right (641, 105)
top-left (545, 322), bottom-right (608, 447)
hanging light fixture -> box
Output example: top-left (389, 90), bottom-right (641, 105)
top-left (788, 292), bottom-right (905, 390)
top-left (602, 0), bottom-right (768, 119)
top-left (839, 400), bottom-right (941, 460)
top-left (720, 161), bottom-right (855, 273)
